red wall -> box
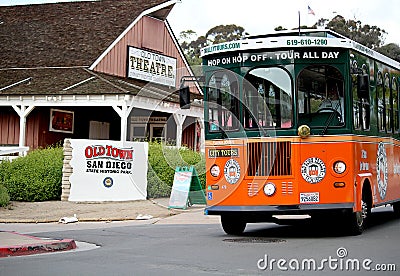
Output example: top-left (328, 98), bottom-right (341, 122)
top-left (0, 107), bottom-right (19, 145)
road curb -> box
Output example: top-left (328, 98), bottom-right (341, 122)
top-left (0, 231), bottom-right (77, 258)
top-left (0, 215), bottom-right (172, 224)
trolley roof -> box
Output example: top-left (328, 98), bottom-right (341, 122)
top-left (200, 29), bottom-right (400, 69)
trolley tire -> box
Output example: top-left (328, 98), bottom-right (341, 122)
top-left (393, 202), bottom-right (400, 217)
top-left (347, 198), bottom-right (370, 235)
top-left (221, 215), bottom-right (246, 235)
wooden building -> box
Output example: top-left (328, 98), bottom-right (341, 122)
top-left (0, 0), bottom-right (204, 152)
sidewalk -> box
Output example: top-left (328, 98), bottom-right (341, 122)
top-left (0, 198), bottom-right (177, 223)
top-left (0, 199), bottom-right (218, 258)
top-left (0, 231), bottom-right (76, 257)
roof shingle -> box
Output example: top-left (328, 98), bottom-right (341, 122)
top-left (0, 0), bottom-right (170, 68)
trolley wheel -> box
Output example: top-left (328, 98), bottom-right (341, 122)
top-left (348, 198), bottom-right (370, 235)
top-left (221, 215), bottom-right (246, 235)
top-left (393, 202), bottom-right (400, 217)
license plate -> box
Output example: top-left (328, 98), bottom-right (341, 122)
top-left (300, 192), bottom-right (320, 204)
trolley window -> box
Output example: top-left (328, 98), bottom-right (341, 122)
top-left (298, 65), bottom-right (345, 127)
top-left (243, 67), bottom-right (293, 129)
top-left (206, 71), bottom-right (239, 132)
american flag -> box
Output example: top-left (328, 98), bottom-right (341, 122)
top-left (308, 5), bottom-right (315, 16)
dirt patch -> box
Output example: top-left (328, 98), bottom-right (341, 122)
top-left (0, 199), bottom-right (180, 223)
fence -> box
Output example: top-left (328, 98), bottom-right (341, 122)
top-left (0, 146), bottom-right (29, 161)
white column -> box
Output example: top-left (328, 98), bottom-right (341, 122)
top-left (12, 105), bottom-right (35, 155)
top-left (173, 113), bottom-right (186, 148)
top-left (194, 122), bottom-right (198, 151)
top-left (198, 118), bottom-right (205, 153)
top-left (112, 102), bottom-right (129, 145)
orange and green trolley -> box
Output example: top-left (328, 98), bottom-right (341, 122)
top-left (199, 29), bottom-right (400, 235)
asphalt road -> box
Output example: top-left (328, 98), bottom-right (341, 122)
top-left (0, 207), bottom-right (399, 276)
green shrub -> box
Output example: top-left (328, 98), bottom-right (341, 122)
top-left (0, 147), bottom-right (63, 202)
top-left (147, 142), bottom-right (205, 198)
top-left (0, 142), bottom-right (205, 201)
top-left (0, 185), bottom-right (10, 207)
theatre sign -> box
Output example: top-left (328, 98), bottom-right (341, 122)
top-left (127, 46), bottom-right (177, 87)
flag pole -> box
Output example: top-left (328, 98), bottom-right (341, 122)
top-left (298, 11), bottom-right (300, 36)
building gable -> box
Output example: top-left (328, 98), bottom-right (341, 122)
top-left (91, 15), bottom-right (191, 90)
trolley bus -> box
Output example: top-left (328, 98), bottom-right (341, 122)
top-left (197, 29), bottom-right (400, 235)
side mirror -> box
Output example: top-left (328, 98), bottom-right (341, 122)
top-left (179, 86), bottom-right (190, 109)
top-left (357, 74), bottom-right (369, 99)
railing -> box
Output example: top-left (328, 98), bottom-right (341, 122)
top-left (0, 146), bottom-right (29, 161)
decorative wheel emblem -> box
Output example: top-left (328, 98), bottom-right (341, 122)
top-left (376, 142), bottom-right (388, 200)
top-left (301, 157), bottom-right (326, 184)
top-left (224, 159), bottom-right (241, 184)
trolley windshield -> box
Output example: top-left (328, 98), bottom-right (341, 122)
top-left (205, 64), bottom-right (345, 133)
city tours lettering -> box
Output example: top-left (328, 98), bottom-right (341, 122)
top-left (208, 148), bottom-right (239, 158)
top-left (85, 145), bottom-right (134, 174)
top-left (207, 51), bottom-right (340, 66)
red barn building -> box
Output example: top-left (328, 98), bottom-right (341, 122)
top-left (0, 0), bottom-right (203, 153)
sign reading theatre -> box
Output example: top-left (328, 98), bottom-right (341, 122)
top-left (69, 139), bottom-right (148, 202)
top-left (127, 46), bottom-right (176, 87)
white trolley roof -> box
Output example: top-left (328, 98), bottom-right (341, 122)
top-left (200, 29), bottom-right (400, 69)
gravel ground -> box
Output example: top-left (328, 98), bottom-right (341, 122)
top-left (0, 198), bottom-right (181, 223)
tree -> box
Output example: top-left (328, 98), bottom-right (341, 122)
top-left (274, 26), bottom-right (287, 31)
top-left (205, 24), bottom-right (247, 44)
top-left (319, 15), bottom-right (400, 61)
top-left (315, 18), bottom-right (329, 29)
top-left (179, 24), bottom-right (248, 66)
top-left (377, 43), bottom-right (400, 62)
top-left (179, 30), bottom-right (207, 66)
top-left (324, 15), bottom-right (386, 49)
top-left (275, 15), bottom-right (400, 61)
top-left (179, 30), bottom-right (197, 43)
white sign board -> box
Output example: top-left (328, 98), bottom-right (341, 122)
top-left (68, 139), bottom-right (148, 202)
top-left (127, 46), bottom-right (177, 87)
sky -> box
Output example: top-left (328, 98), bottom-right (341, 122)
top-left (1, 0), bottom-right (399, 45)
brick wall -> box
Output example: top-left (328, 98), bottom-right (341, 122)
top-left (61, 139), bottom-right (72, 201)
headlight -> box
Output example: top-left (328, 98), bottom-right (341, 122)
top-left (263, 182), bottom-right (276, 196)
top-left (210, 165), bottom-right (220, 177)
top-left (298, 124), bottom-right (310, 138)
top-left (333, 161), bottom-right (346, 174)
